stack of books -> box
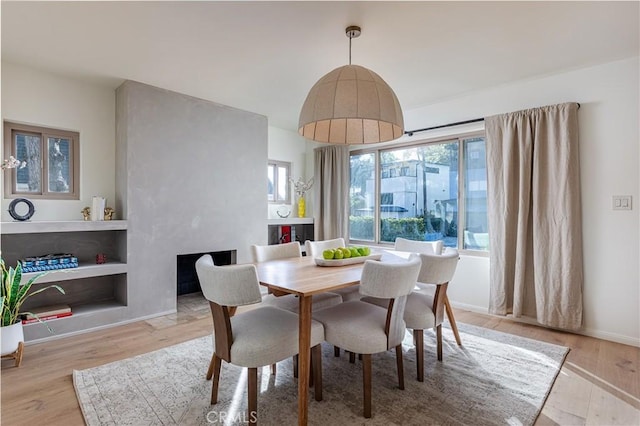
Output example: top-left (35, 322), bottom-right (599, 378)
top-left (20, 254), bottom-right (79, 272)
top-left (22, 304), bottom-right (72, 324)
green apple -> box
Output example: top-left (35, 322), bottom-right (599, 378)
top-left (350, 247), bottom-right (360, 257)
top-left (323, 249), bottom-right (335, 260)
top-left (360, 247), bottom-right (371, 256)
top-left (333, 249), bottom-right (344, 260)
top-left (341, 247), bottom-right (351, 258)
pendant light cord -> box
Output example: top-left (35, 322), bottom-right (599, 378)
top-left (349, 34), bottom-right (352, 65)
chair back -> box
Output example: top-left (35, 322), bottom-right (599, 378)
top-left (250, 242), bottom-right (302, 262)
top-left (395, 237), bottom-right (443, 255)
top-left (195, 254), bottom-right (262, 306)
top-left (359, 255), bottom-right (422, 348)
top-left (304, 238), bottom-right (346, 258)
top-left (417, 249), bottom-right (459, 285)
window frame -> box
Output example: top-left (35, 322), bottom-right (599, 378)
top-left (3, 121), bottom-right (80, 200)
top-left (267, 159), bottom-right (291, 204)
top-left (349, 130), bottom-right (488, 256)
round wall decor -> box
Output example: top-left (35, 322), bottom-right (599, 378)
top-left (8, 198), bottom-right (35, 221)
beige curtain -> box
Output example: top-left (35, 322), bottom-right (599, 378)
top-left (313, 145), bottom-right (350, 241)
top-left (485, 102), bottom-right (583, 330)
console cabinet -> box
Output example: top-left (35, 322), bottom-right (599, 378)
top-left (1, 220), bottom-right (127, 342)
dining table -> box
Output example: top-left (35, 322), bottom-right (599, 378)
top-left (254, 249), bottom-right (405, 425)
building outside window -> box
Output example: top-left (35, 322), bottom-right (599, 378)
top-left (349, 133), bottom-right (488, 252)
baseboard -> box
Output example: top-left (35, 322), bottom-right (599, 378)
top-left (449, 301), bottom-right (640, 348)
top-left (23, 309), bottom-right (177, 346)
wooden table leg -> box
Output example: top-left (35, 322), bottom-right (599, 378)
top-left (298, 295), bottom-right (312, 426)
top-left (444, 295), bottom-right (462, 346)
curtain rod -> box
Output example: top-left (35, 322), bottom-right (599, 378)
top-left (404, 103), bottom-right (580, 137)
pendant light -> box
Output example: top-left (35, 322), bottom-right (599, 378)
top-left (298, 26), bottom-right (404, 144)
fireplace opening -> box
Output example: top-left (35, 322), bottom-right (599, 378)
top-left (176, 250), bottom-right (237, 296)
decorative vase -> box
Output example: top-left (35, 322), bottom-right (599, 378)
top-left (1, 321), bottom-right (24, 356)
top-left (298, 197), bottom-right (306, 218)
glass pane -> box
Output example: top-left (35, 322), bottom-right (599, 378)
top-left (349, 152), bottom-right (375, 241)
top-left (15, 132), bottom-right (41, 193)
top-left (267, 164), bottom-right (275, 201)
top-left (379, 142), bottom-right (458, 245)
top-left (48, 137), bottom-right (71, 193)
top-left (277, 166), bottom-right (288, 202)
top-left (463, 137), bottom-right (489, 250)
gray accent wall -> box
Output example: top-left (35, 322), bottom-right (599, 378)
top-left (116, 81), bottom-right (267, 317)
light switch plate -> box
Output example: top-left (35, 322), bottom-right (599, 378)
top-left (613, 195), bottom-right (632, 210)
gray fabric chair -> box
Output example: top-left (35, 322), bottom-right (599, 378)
top-left (250, 242), bottom-right (344, 312)
top-left (394, 238), bottom-right (462, 348)
top-left (364, 250), bottom-right (460, 382)
top-left (304, 238), bottom-right (361, 302)
top-left (195, 254), bottom-right (325, 424)
top-left (312, 255), bottom-right (421, 418)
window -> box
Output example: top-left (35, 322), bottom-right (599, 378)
top-left (3, 121), bottom-right (80, 199)
top-left (267, 160), bottom-right (291, 204)
top-left (349, 133), bottom-right (488, 252)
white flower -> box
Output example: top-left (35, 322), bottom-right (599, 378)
top-left (289, 177), bottom-right (314, 198)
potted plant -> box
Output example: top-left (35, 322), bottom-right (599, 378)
top-left (1, 257), bottom-right (65, 366)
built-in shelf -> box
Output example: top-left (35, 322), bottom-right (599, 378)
top-left (267, 218), bottom-right (313, 225)
top-left (21, 262), bottom-right (127, 285)
top-left (1, 220), bottom-right (127, 234)
top-left (2, 220), bottom-right (128, 342)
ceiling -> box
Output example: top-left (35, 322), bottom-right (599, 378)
top-left (2, 1), bottom-right (638, 133)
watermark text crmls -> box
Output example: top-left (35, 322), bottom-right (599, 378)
top-left (206, 410), bottom-right (257, 424)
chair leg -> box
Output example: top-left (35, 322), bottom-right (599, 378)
top-left (414, 329), bottom-right (424, 382)
top-left (445, 296), bottom-right (462, 346)
top-left (206, 354), bottom-right (215, 380)
top-left (358, 353), bottom-right (363, 361)
top-left (293, 354), bottom-right (299, 378)
top-left (362, 353), bottom-right (372, 418)
top-left (312, 344), bottom-right (323, 401)
top-left (349, 352), bottom-right (356, 363)
top-left (271, 363), bottom-right (276, 375)
top-left (211, 354), bottom-right (222, 404)
top-left (309, 352), bottom-right (314, 388)
top-left (248, 367), bottom-right (258, 425)
top-left (334, 346), bottom-right (340, 357)
top-left (395, 344), bottom-right (405, 390)
top-left (15, 342), bottom-right (24, 367)
top-left (436, 324), bottom-right (443, 361)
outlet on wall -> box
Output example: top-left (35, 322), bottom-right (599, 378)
top-left (612, 195), bottom-right (632, 210)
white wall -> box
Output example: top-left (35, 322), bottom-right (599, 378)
top-left (402, 57), bottom-right (639, 346)
top-left (267, 126), bottom-right (310, 218)
top-left (1, 62), bottom-right (116, 221)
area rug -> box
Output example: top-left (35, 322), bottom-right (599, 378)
top-left (73, 323), bottom-right (568, 425)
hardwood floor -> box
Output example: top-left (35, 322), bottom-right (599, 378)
top-left (2, 295), bottom-right (638, 425)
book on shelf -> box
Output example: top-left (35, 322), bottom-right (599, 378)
top-left (23, 304), bottom-right (72, 320)
top-left (22, 312), bottom-right (72, 324)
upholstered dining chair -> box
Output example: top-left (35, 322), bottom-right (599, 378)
top-left (312, 255), bottom-right (421, 418)
top-left (394, 237), bottom-right (462, 348)
top-left (195, 254), bottom-right (325, 424)
top-left (364, 250), bottom-right (460, 382)
top-left (250, 242), bottom-right (344, 375)
top-left (304, 238), bottom-right (362, 302)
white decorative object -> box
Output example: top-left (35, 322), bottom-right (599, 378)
top-left (91, 197), bottom-right (106, 221)
top-left (1, 321), bottom-right (24, 356)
